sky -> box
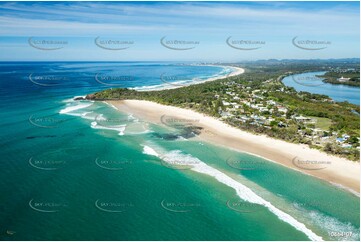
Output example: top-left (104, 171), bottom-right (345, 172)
top-left (0, 1), bottom-right (359, 62)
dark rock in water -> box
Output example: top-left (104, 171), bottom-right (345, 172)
top-left (74, 96), bottom-right (85, 101)
top-left (26, 135), bottom-right (56, 139)
top-left (45, 135), bottom-right (56, 138)
top-left (152, 126), bottom-right (203, 140)
top-left (152, 133), bottom-right (180, 141)
top-left (183, 126), bottom-right (203, 136)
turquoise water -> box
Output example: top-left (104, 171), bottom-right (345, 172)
top-left (282, 71), bottom-right (360, 105)
top-left (0, 63), bottom-right (359, 241)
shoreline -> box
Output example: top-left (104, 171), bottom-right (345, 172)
top-left (108, 99), bottom-right (360, 195)
top-left (134, 65), bottom-right (245, 91)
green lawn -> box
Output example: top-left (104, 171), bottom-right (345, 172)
top-left (310, 116), bottom-right (332, 130)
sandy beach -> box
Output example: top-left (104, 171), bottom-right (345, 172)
top-left (108, 99), bottom-right (360, 195)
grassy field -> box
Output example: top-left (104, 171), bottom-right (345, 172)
top-left (310, 116), bottom-right (332, 130)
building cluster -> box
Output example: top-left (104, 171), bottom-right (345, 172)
top-left (214, 79), bottom-right (359, 150)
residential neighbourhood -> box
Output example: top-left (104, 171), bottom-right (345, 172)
top-left (214, 78), bottom-right (360, 152)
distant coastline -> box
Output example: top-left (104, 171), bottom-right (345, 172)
top-left (135, 65), bottom-right (245, 91)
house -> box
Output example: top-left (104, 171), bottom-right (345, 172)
top-left (220, 111), bottom-right (233, 118)
top-left (341, 143), bottom-right (352, 148)
top-left (336, 137), bottom-right (346, 143)
top-left (259, 107), bottom-right (269, 112)
top-left (277, 106), bottom-right (288, 113)
top-left (294, 116), bottom-right (311, 122)
top-left (294, 115), bottom-right (309, 121)
top-left (338, 76), bottom-right (350, 82)
top-left (239, 115), bottom-right (250, 122)
top-left (266, 100), bottom-right (276, 105)
top-left (342, 134), bottom-right (350, 139)
top-left (278, 121), bottom-right (286, 127)
top-left (232, 104), bottom-right (240, 109)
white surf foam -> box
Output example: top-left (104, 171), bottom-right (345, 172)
top-left (94, 114), bottom-right (106, 121)
top-left (103, 101), bottom-right (118, 110)
top-left (59, 103), bottom-right (93, 114)
top-left (90, 121), bottom-right (126, 136)
top-left (78, 111), bottom-right (98, 120)
top-left (175, 136), bottom-right (188, 141)
top-left (62, 96), bottom-right (86, 103)
top-left (306, 207), bottom-right (359, 241)
top-left (142, 145), bottom-right (159, 157)
top-left (125, 130), bottom-right (152, 135)
top-left (142, 146), bottom-right (323, 241)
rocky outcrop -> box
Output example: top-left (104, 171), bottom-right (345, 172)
top-left (85, 94), bottom-right (96, 100)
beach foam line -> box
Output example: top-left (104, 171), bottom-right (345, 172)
top-left (91, 121), bottom-right (126, 136)
top-left (103, 101), bottom-right (118, 110)
top-left (79, 111), bottom-right (98, 120)
top-left (142, 145), bottom-right (323, 241)
top-left (59, 103), bottom-right (93, 114)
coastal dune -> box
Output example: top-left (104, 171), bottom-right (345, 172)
top-left (109, 99), bottom-right (360, 195)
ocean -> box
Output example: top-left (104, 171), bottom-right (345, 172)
top-left (0, 62), bottom-right (359, 241)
